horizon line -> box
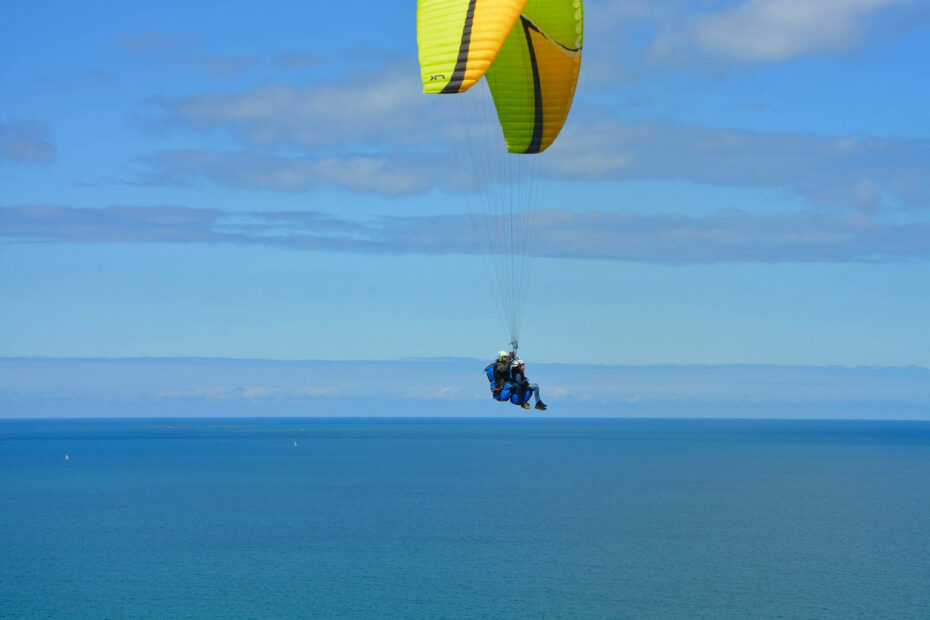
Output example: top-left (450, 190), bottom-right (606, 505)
top-left (3, 415), bottom-right (930, 423)
top-left (2, 356), bottom-right (927, 370)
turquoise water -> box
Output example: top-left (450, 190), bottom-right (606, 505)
top-left (1, 418), bottom-right (928, 619)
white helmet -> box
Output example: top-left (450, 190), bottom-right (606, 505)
top-left (511, 359), bottom-right (524, 367)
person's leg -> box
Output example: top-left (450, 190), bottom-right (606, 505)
top-left (530, 384), bottom-right (541, 403)
top-left (499, 383), bottom-right (512, 401)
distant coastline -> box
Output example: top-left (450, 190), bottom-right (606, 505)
top-left (2, 357), bottom-right (927, 420)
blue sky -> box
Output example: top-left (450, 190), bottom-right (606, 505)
top-left (2, 0), bottom-right (929, 372)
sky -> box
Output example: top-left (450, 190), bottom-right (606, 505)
top-left (2, 0), bottom-right (929, 376)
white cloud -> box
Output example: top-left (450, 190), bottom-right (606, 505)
top-left (138, 149), bottom-right (432, 194)
top-left (312, 156), bottom-right (427, 194)
top-left (548, 122), bottom-right (930, 210)
top-left (527, 208), bottom-right (929, 262)
top-left (4, 204), bottom-right (928, 263)
top-left (0, 121), bottom-right (55, 163)
top-left (132, 117), bottom-right (930, 214)
top-left (142, 69), bottom-right (930, 210)
top-left (116, 31), bottom-right (274, 77)
top-left (115, 30), bottom-right (192, 56)
top-left (651, 0), bottom-right (915, 63)
top-left (148, 67), bottom-right (433, 148)
top-left (137, 41), bottom-right (929, 212)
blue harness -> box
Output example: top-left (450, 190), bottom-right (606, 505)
top-left (484, 364), bottom-right (532, 405)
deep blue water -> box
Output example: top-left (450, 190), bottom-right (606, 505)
top-left (1, 418), bottom-right (928, 619)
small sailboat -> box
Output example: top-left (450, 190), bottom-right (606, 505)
top-left (293, 440), bottom-right (298, 447)
top-left (64, 453), bottom-right (70, 461)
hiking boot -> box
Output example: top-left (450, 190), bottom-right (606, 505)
top-left (535, 402), bottom-right (548, 411)
top-left (521, 402), bottom-right (531, 409)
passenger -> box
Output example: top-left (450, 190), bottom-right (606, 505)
top-left (510, 359), bottom-right (547, 410)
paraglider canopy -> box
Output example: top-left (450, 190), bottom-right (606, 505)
top-left (417, 0), bottom-right (583, 356)
top-left (417, 0), bottom-right (583, 153)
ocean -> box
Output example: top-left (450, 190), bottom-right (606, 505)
top-left (1, 418), bottom-right (928, 619)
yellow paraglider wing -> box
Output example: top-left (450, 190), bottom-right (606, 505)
top-left (485, 0), bottom-right (583, 153)
top-left (415, 0), bottom-right (584, 354)
top-left (417, 0), bottom-right (529, 94)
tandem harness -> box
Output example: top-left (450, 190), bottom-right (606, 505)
top-left (484, 363), bottom-right (532, 406)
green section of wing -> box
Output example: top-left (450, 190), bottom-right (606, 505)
top-left (485, 0), bottom-right (583, 153)
top-left (417, 0), bottom-right (582, 151)
top-left (523, 0), bottom-right (583, 50)
top-left (485, 21), bottom-right (537, 153)
top-left (417, 0), bottom-right (472, 93)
